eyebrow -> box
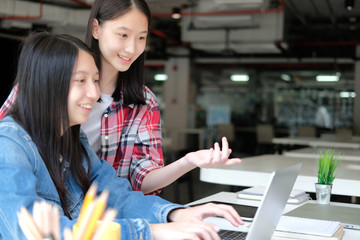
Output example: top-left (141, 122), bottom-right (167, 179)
top-left (116, 26), bottom-right (148, 34)
top-left (72, 71), bottom-right (99, 76)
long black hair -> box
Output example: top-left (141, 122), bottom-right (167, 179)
top-left (85, 0), bottom-right (151, 105)
top-left (10, 32), bottom-right (93, 218)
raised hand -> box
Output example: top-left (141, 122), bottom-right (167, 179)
top-left (184, 137), bottom-right (241, 168)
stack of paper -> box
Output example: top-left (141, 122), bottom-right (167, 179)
top-left (236, 186), bottom-right (310, 204)
top-left (274, 216), bottom-right (344, 240)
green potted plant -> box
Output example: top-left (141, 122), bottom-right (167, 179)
top-left (315, 149), bottom-right (342, 204)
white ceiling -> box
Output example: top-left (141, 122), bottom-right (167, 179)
top-left (0, 0), bottom-right (358, 82)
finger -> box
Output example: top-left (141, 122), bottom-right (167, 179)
top-left (213, 142), bottom-right (221, 163)
top-left (221, 137), bottom-right (229, 159)
top-left (222, 158), bottom-right (242, 166)
top-left (205, 204), bottom-right (243, 227)
top-left (195, 222), bottom-right (220, 240)
top-left (206, 148), bottom-right (214, 163)
top-left (215, 205), bottom-right (244, 226)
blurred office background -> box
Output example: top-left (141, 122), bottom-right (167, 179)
top-left (1, 0), bottom-right (360, 204)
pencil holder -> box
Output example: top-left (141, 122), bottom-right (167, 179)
top-left (73, 221), bottom-right (121, 240)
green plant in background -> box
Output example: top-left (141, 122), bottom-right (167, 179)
top-left (317, 149), bottom-right (342, 185)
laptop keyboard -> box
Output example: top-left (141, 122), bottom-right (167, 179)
top-left (219, 229), bottom-right (248, 240)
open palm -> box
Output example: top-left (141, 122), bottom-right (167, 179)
top-left (185, 137), bottom-right (241, 168)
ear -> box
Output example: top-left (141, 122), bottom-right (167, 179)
top-left (92, 18), bottom-right (100, 39)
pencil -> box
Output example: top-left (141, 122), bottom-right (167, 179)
top-left (51, 203), bottom-right (60, 240)
top-left (63, 228), bottom-right (73, 240)
top-left (18, 207), bottom-right (43, 240)
top-left (91, 208), bottom-right (118, 240)
top-left (73, 200), bottom-right (97, 240)
top-left (18, 212), bottom-right (37, 240)
top-left (78, 183), bottom-right (97, 224)
top-left (41, 201), bottom-right (51, 237)
top-left (32, 201), bottom-right (42, 231)
top-left (81, 190), bottom-right (109, 240)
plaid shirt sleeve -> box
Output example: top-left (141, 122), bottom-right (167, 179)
top-left (103, 87), bottom-right (164, 195)
top-left (130, 91), bottom-right (164, 195)
top-left (0, 85), bottom-right (18, 119)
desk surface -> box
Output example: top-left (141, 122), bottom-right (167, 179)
top-left (272, 137), bottom-right (360, 149)
top-left (200, 154), bottom-right (360, 197)
top-left (284, 147), bottom-right (360, 161)
top-left (188, 191), bottom-right (360, 240)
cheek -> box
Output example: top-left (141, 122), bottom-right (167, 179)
top-left (101, 40), bottom-right (123, 58)
top-left (136, 42), bottom-right (146, 56)
top-left (67, 87), bottom-right (80, 107)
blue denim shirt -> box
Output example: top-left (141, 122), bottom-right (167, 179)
top-left (0, 116), bottom-right (184, 240)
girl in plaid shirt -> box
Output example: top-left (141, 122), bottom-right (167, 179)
top-left (0, 0), bottom-right (241, 196)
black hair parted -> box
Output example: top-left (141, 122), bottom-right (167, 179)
top-left (10, 31), bottom-right (93, 218)
top-left (85, 0), bottom-right (151, 105)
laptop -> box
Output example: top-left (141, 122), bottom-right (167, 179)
top-left (215, 163), bottom-right (302, 240)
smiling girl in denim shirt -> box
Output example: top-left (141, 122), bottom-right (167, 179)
top-left (0, 32), bottom-right (242, 240)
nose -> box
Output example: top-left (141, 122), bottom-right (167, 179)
top-left (124, 38), bottom-right (136, 54)
top-left (86, 80), bottom-right (100, 102)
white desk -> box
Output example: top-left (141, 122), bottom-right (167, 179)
top-left (272, 137), bottom-right (316, 146)
top-left (272, 137), bottom-right (360, 149)
top-left (188, 191), bottom-right (360, 240)
top-left (284, 147), bottom-right (360, 162)
top-left (200, 154), bottom-right (360, 197)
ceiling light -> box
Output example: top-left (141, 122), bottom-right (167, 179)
top-left (231, 74), bottom-right (249, 82)
top-left (214, 0), bottom-right (264, 5)
top-left (316, 75), bottom-right (339, 82)
top-left (345, 0), bottom-right (355, 10)
top-left (154, 74), bottom-right (168, 81)
top-left (281, 74), bottom-right (291, 81)
top-left (340, 91), bottom-right (356, 98)
top-left (172, 7), bottom-right (181, 19)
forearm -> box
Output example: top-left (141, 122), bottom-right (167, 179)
top-left (140, 156), bottom-right (196, 194)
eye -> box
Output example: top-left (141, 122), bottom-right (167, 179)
top-left (139, 36), bottom-right (147, 40)
top-left (77, 79), bottom-right (85, 83)
top-left (94, 79), bottom-right (100, 84)
top-left (119, 33), bottom-right (127, 38)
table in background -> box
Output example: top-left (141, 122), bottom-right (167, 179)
top-left (187, 191), bottom-right (360, 240)
top-left (200, 154), bottom-right (360, 197)
top-left (284, 147), bottom-right (360, 161)
top-left (272, 136), bottom-right (360, 149)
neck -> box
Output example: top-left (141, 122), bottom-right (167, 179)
top-left (100, 62), bottom-right (118, 95)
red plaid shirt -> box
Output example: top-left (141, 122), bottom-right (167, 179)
top-left (0, 86), bottom-right (164, 195)
top-left (0, 86), bottom-right (17, 120)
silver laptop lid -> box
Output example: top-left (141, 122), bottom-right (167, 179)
top-left (246, 163), bottom-right (302, 240)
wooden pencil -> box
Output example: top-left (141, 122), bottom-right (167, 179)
top-left (81, 190), bottom-right (109, 240)
top-left (41, 201), bottom-right (51, 237)
top-left (32, 201), bottom-right (42, 231)
top-left (63, 228), bottom-right (73, 240)
top-left (92, 208), bottom-right (118, 240)
top-left (51, 203), bottom-right (60, 240)
top-left (18, 212), bottom-right (38, 240)
top-left (78, 183), bottom-right (97, 224)
top-left (18, 207), bottom-right (43, 240)
top-left (73, 200), bottom-right (97, 240)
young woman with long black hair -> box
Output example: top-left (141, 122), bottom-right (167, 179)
top-left (0, 32), bottom-right (242, 240)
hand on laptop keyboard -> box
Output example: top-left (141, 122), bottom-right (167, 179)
top-left (169, 202), bottom-right (244, 227)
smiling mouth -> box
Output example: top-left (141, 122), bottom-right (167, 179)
top-left (79, 104), bottom-right (93, 109)
top-left (118, 55), bottom-right (130, 61)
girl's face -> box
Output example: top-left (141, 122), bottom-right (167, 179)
top-left (68, 50), bottom-right (100, 126)
top-left (92, 7), bottom-right (148, 73)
